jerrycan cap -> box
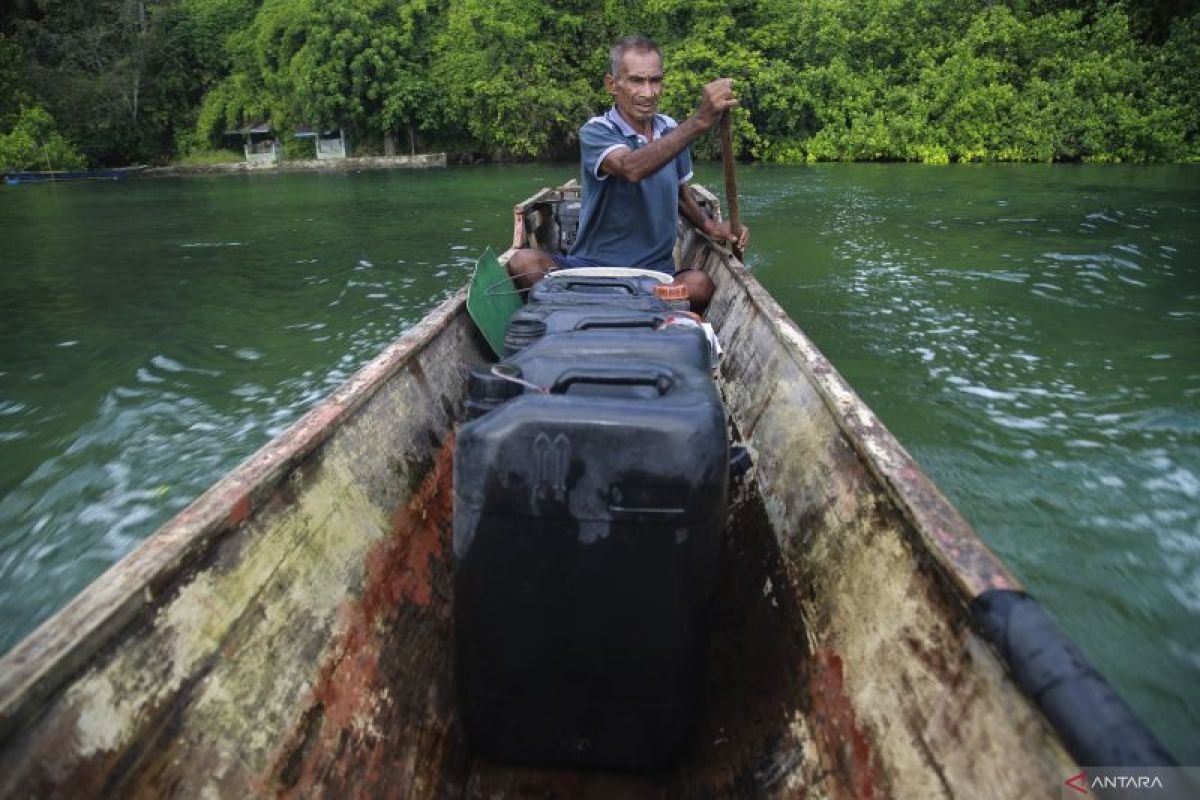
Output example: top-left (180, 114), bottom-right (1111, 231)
top-left (653, 283), bottom-right (690, 301)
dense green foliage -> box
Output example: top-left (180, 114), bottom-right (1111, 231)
top-left (1, 33), bottom-right (86, 168)
top-left (2, 0), bottom-right (1197, 166)
top-left (0, 104), bottom-right (87, 170)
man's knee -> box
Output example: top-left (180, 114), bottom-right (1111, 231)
top-left (506, 249), bottom-right (556, 291)
top-left (673, 269), bottom-right (716, 314)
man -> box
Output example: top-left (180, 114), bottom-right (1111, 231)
top-left (507, 35), bottom-right (750, 311)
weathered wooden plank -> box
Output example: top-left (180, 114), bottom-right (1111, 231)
top-left (696, 216), bottom-right (1078, 796)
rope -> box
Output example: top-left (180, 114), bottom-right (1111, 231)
top-left (483, 271), bottom-right (540, 298)
top-left (491, 364), bottom-right (548, 394)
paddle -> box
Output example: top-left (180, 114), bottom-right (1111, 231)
top-left (719, 109), bottom-right (743, 261)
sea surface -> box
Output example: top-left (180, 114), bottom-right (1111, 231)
top-left (1, 163), bottom-right (1196, 761)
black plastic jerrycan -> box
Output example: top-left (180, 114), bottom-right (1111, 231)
top-left (453, 357), bottom-right (729, 769)
top-left (528, 271), bottom-right (665, 306)
top-left (503, 303), bottom-right (675, 356)
top-left (465, 327), bottom-right (713, 420)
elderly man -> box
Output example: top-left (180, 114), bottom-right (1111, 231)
top-left (507, 35), bottom-right (750, 311)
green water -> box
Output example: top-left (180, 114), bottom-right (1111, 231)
top-left (1, 164), bottom-right (1197, 761)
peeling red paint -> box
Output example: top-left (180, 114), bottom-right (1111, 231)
top-left (811, 650), bottom-right (884, 800)
top-left (376, 442), bottom-right (455, 610)
top-left (267, 433), bottom-right (457, 797)
top-left (228, 494), bottom-right (252, 529)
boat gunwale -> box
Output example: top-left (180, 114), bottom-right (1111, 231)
top-left (677, 185), bottom-right (1179, 770)
top-left (702, 210), bottom-right (1019, 600)
top-left (0, 286), bottom-right (470, 741)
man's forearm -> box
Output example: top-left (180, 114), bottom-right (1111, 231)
top-left (602, 115), bottom-right (714, 183)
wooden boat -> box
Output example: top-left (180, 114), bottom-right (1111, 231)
top-left (0, 181), bottom-right (1170, 798)
top-left (3, 166), bottom-right (145, 185)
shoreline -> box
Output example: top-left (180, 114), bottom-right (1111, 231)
top-left (138, 152), bottom-right (448, 178)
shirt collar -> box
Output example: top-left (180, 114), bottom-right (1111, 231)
top-left (606, 107), bottom-right (669, 141)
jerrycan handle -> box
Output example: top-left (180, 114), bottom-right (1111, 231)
top-left (549, 367), bottom-right (674, 396)
top-left (553, 278), bottom-right (637, 295)
top-left (573, 315), bottom-right (660, 331)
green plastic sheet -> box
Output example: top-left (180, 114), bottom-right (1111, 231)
top-left (466, 247), bottom-right (522, 357)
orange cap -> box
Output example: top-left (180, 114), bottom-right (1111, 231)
top-left (654, 283), bottom-right (690, 301)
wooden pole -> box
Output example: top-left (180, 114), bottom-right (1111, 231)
top-left (719, 110), bottom-right (743, 260)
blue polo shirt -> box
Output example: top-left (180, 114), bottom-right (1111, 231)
top-left (570, 108), bottom-right (694, 273)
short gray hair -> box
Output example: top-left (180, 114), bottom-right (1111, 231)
top-left (608, 35), bottom-right (662, 78)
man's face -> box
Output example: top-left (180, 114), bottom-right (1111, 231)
top-left (606, 48), bottom-right (664, 130)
